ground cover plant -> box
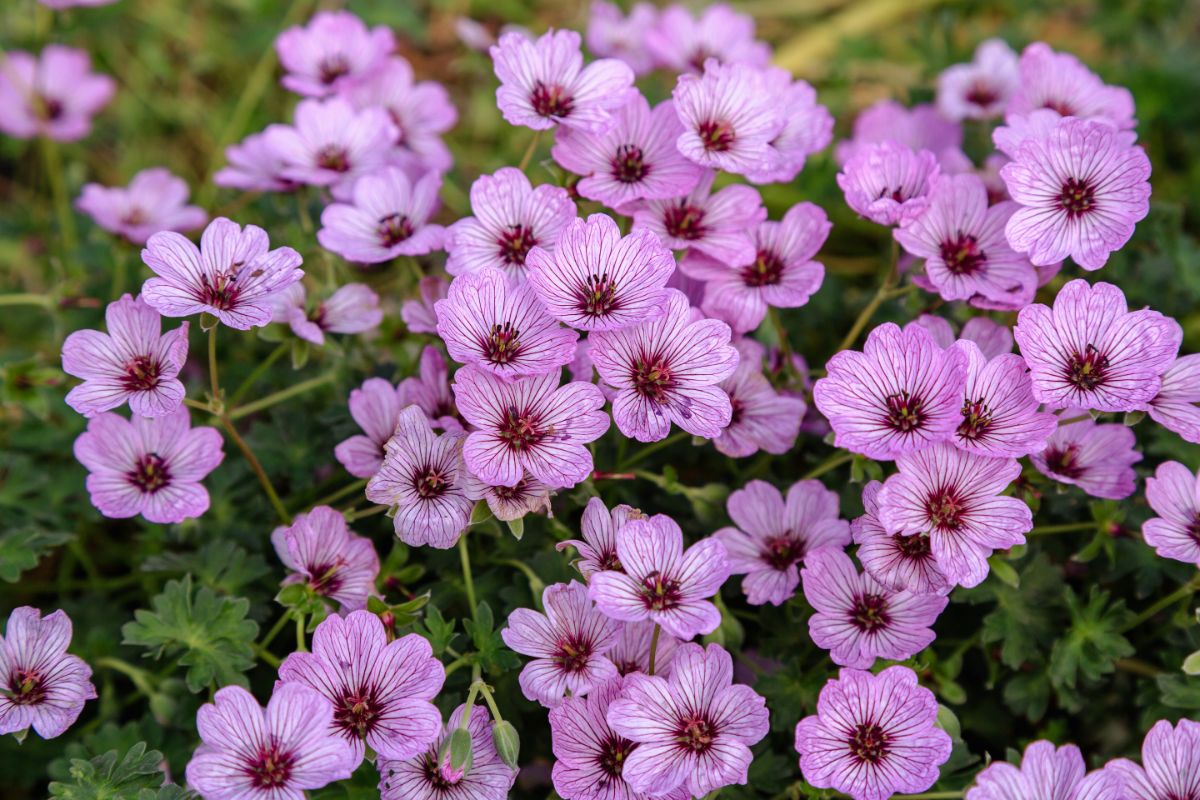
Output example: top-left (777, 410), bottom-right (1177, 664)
top-left (2, 0), bottom-right (1200, 799)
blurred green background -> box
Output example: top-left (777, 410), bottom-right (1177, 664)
top-left (2, 0), bottom-right (1200, 798)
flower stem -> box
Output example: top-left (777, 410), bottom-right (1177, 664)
top-left (0, 293), bottom-right (54, 309)
top-left (476, 681), bottom-right (505, 722)
top-left (259, 611), bottom-right (292, 650)
top-left (229, 342), bottom-right (289, 407)
top-left (303, 478), bottom-right (368, 512)
top-left (443, 655), bottom-right (471, 678)
top-left (40, 136), bottom-right (78, 263)
top-left (344, 504), bottom-right (388, 522)
top-left (1057, 413), bottom-right (1091, 427)
top-left (252, 643), bottom-right (282, 669)
top-left (767, 306), bottom-right (794, 370)
top-left (1122, 574), bottom-right (1200, 633)
top-left (619, 430), bottom-right (690, 470)
top-left (295, 612), bottom-right (307, 652)
top-left (1027, 522), bottom-right (1097, 537)
top-left (208, 327), bottom-right (221, 405)
top-left (834, 240), bottom-right (902, 354)
top-left (218, 415), bottom-right (290, 524)
top-left (517, 128), bottom-right (544, 172)
top-left (228, 370), bottom-right (336, 421)
top-left (459, 530), bottom-right (478, 622)
top-left (647, 623), bottom-right (662, 676)
top-left (94, 657), bottom-right (156, 697)
top-left (803, 452), bottom-right (854, 481)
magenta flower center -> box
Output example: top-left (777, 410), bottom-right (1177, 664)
top-left (639, 570), bottom-right (682, 611)
top-left (728, 396), bottom-right (745, 426)
top-left (484, 321), bottom-right (523, 365)
top-left (35, 95), bottom-right (64, 121)
top-left (631, 356), bottom-right (677, 405)
top-left (1059, 177), bottom-right (1097, 218)
top-left (1043, 444), bottom-right (1085, 479)
top-left (197, 270), bottom-right (243, 311)
top-left (499, 406), bottom-right (546, 451)
top-left (1187, 517), bottom-right (1200, 545)
top-left (848, 722), bottom-right (891, 764)
top-left (378, 213), bottom-right (414, 247)
top-left (597, 547), bottom-right (623, 573)
top-left (492, 479), bottom-right (529, 503)
top-left (762, 534), bottom-right (805, 571)
top-left (1065, 344), bottom-right (1109, 391)
top-left (121, 207), bottom-right (148, 226)
top-left (7, 668), bottom-right (47, 705)
top-left (741, 248), bottom-right (785, 287)
top-left (334, 684), bottom-right (381, 739)
top-left (316, 145), bottom-right (351, 172)
top-left (675, 716), bottom-right (716, 752)
top-left (576, 273), bottom-right (621, 319)
top-left (611, 144), bottom-right (649, 183)
top-left (662, 204), bottom-right (707, 240)
top-left (498, 224), bottom-right (537, 266)
top-left (554, 632), bottom-right (594, 673)
top-left (306, 559), bottom-right (347, 597)
top-left (924, 488), bottom-right (966, 531)
top-left (413, 465), bottom-right (450, 498)
top-left (1042, 98), bottom-right (1075, 116)
top-left (128, 452), bottom-right (171, 494)
top-left (530, 82), bottom-right (574, 118)
top-left (957, 397), bottom-right (993, 441)
top-left (697, 119), bottom-right (735, 153)
top-left (939, 234), bottom-right (987, 275)
top-left (415, 752), bottom-right (463, 790)
top-left (122, 354), bottom-right (162, 393)
top-left (247, 742), bottom-right (295, 789)
top-left (895, 532), bottom-right (933, 560)
top-left (687, 48), bottom-right (713, 73)
top-left (599, 735), bottom-right (636, 779)
top-left (318, 55), bottom-right (350, 85)
top-left (965, 81), bottom-right (1000, 107)
top-left (884, 390), bottom-right (926, 433)
top-left (850, 593), bottom-right (891, 632)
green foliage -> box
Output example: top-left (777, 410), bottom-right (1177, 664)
top-left (46, 742), bottom-right (182, 800)
top-left (121, 575), bottom-right (259, 693)
top-left (1050, 587), bottom-right (1135, 692)
top-left (0, 526), bottom-right (72, 582)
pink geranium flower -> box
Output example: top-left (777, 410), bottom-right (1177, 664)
top-left (275, 10), bottom-right (395, 97)
top-left (317, 167), bottom-right (444, 263)
top-left (936, 39), bottom-right (1020, 121)
top-left (1031, 411), bottom-right (1142, 500)
top-left (1150, 355), bottom-right (1200, 444)
top-left (0, 46), bottom-right (115, 141)
top-left (951, 339), bottom-right (1057, 458)
top-left (335, 378), bottom-right (404, 479)
top-left (1007, 42), bottom-right (1136, 129)
top-left (271, 506), bottom-right (380, 612)
top-left (557, 496), bottom-right (640, 578)
top-left (968, 740), bottom-right (1121, 800)
top-left (271, 282), bottom-right (382, 345)
top-left (631, 172), bottom-right (765, 268)
top-left (0, 607), bottom-right (96, 740)
top-left (76, 168), bottom-right (207, 244)
top-left (643, 4), bottom-right (770, 73)
top-left (672, 60), bottom-right (782, 176)
top-left (585, 2), bottom-right (659, 76)
top-left (838, 141), bottom-right (940, 226)
top-left (852, 481), bottom-right (950, 596)
top-left (713, 339), bottom-right (805, 458)
top-left (398, 346), bottom-right (463, 432)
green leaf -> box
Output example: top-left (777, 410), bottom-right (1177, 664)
top-left (987, 556), bottom-right (1020, 589)
top-left (967, 554), bottom-right (1063, 669)
top-left (505, 516), bottom-right (524, 540)
top-left (122, 575), bottom-right (259, 693)
top-left (142, 539), bottom-right (269, 595)
top-left (1049, 587), bottom-right (1134, 691)
top-left (0, 526), bottom-right (72, 582)
top-left (418, 604), bottom-right (458, 656)
top-left (1183, 649), bottom-right (1200, 676)
top-left (47, 742), bottom-right (167, 800)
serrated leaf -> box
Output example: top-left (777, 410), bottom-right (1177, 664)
top-left (0, 527), bottom-right (72, 582)
top-left (47, 742), bottom-right (166, 800)
top-left (142, 539), bottom-right (269, 595)
top-left (122, 575), bottom-right (259, 693)
top-left (1049, 587), bottom-right (1134, 690)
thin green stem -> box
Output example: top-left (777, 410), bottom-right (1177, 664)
top-left (1122, 574), bottom-right (1200, 633)
top-left (295, 612), bottom-right (307, 652)
top-left (259, 612), bottom-right (292, 650)
top-left (647, 624), bottom-right (662, 676)
top-left (1028, 522), bottom-right (1097, 537)
top-left (184, 398), bottom-right (212, 412)
top-left (228, 371), bottom-right (336, 421)
top-left (835, 240), bottom-right (901, 354)
top-left (619, 430), bottom-right (690, 470)
top-left (252, 643), bottom-right (282, 669)
top-left (344, 504), bottom-right (388, 522)
top-left (459, 531), bottom-right (478, 620)
top-left (1114, 657), bottom-right (1162, 678)
top-left (500, 559), bottom-right (545, 610)
top-left (229, 343), bottom-right (289, 406)
top-left (218, 416), bottom-right (290, 524)
top-left (767, 306), bottom-right (794, 370)
top-left (208, 327), bottom-right (221, 404)
top-left (477, 682), bottom-right (504, 722)
top-left (94, 657), bottom-right (156, 697)
top-left (302, 478), bottom-right (368, 512)
top-left (0, 293), bottom-right (54, 308)
top-left (461, 678), bottom-right (482, 730)
top-left (443, 655), bottom-right (471, 678)
top-left (803, 452), bottom-right (854, 481)
top-left (1057, 413), bottom-right (1092, 427)
top-left (40, 136), bottom-right (78, 261)
top-left (517, 128), bottom-right (544, 172)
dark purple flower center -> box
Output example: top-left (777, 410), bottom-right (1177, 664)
top-left (965, 81), bottom-right (1000, 107)
top-left (1188, 516), bottom-right (1200, 545)
top-left (740, 248), bottom-right (785, 287)
top-left (387, 109), bottom-right (408, 146)
top-left (598, 735), bottom-right (637, 779)
top-left (895, 532), bottom-right (933, 559)
top-left (851, 593), bottom-right (891, 632)
top-left (7, 668), bottom-right (47, 705)
top-left (499, 406), bottom-right (546, 451)
top-left (848, 722), bottom-right (890, 764)
top-left (316, 145), bottom-right (351, 172)
top-left (639, 570), bottom-right (681, 611)
top-left (675, 716), bottom-right (716, 752)
top-left (1043, 444), bottom-right (1085, 479)
top-left (662, 204), bottom-right (707, 240)
top-left (492, 479), bottom-right (528, 503)
top-left (413, 465), bottom-right (450, 498)
top-left (728, 396), bottom-right (745, 426)
top-left (247, 742), bottom-right (295, 789)
top-left (378, 213), bottom-right (414, 247)
top-left (531, 82), bottom-right (574, 118)
top-left (1065, 344), bottom-right (1109, 391)
top-left (319, 56), bottom-right (350, 85)
top-left (306, 559), bottom-right (347, 597)
top-left (416, 752), bottom-right (463, 790)
top-left (631, 357), bottom-right (676, 405)
top-left (128, 453), bottom-right (171, 494)
top-left (697, 119), bottom-right (734, 152)
top-left (884, 390), bottom-right (926, 433)
top-left (122, 207), bottom-right (148, 226)
top-left (498, 224), bottom-right (537, 266)
top-left (611, 144), bottom-right (648, 183)
top-left (197, 269), bottom-right (244, 311)
top-left (1059, 177), bottom-right (1096, 218)
top-left (957, 397), bottom-right (993, 441)
top-left (939, 234), bottom-right (987, 275)
top-left (1042, 98), bottom-right (1075, 116)
top-left (762, 534), bottom-right (805, 571)
top-left (122, 354), bottom-right (162, 393)
top-left (35, 95), bottom-right (64, 121)
top-left (554, 632), bottom-right (594, 673)
top-left (484, 321), bottom-right (523, 365)
top-left (877, 187), bottom-right (910, 203)
top-left (576, 273), bottom-right (621, 320)
top-left (334, 685), bottom-right (381, 739)
top-left (598, 548), bottom-right (623, 573)
top-left (924, 487), bottom-right (966, 531)
top-left (687, 48), bottom-right (713, 73)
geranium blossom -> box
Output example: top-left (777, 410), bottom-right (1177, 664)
top-left (585, 2), bottom-right (658, 76)
top-left (335, 378), bottom-right (404, 479)
top-left (714, 478), bottom-right (850, 606)
top-left (1031, 411), bottom-right (1142, 500)
top-left (672, 60), bottom-right (782, 176)
top-left (852, 481), bottom-right (950, 595)
top-left (1007, 42), bottom-right (1136, 129)
top-left (317, 167), bottom-right (444, 263)
top-left (0, 608), bottom-right (96, 740)
top-left (1149, 355), bottom-right (1200, 444)
top-left (76, 168), bottom-right (207, 244)
top-left (271, 282), bottom-right (382, 345)
top-left (713, 339), bottom-right (806, 458)
top-left (631, 172), bottom-right (765, 268)
top-left (557, 496), bottom-right (640, 578)
top-left (936, 39), bottom-right (1020, 121)
top-left (951, 340), bottom-right (1058, 458)
top-left (968, 740), bottom-right (1122, 800)
top-left (464, 471), bottom-right (553, 521)
top-left (837, 141), bottom-right (940, 226)
top-left (643, 4), bottom-right (770, 73)
top-left (271, 506), bottom-right (380, 612)
top-left (836, 100), bottom-right (967, 171)
top-left (399, 347), bottom-right (462, 432)
top-left (275, 10), bottom-right (394, 97)
top-left (0, 46), bottom-right (115, 141)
